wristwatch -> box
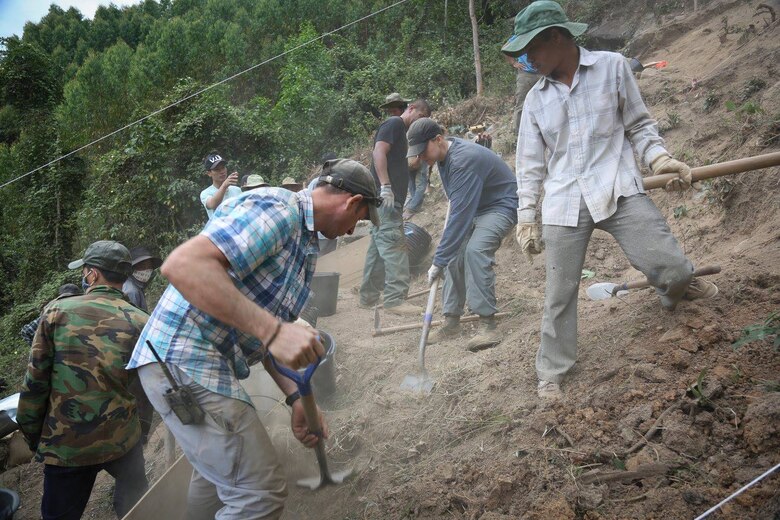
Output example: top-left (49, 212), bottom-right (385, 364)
top-left (284, 391), bottom-right (301, 407)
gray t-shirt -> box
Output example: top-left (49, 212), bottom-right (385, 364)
top-left (434, 138), bottom-right (518, 267)
top-left (370, 116), bottom-right (409, 205)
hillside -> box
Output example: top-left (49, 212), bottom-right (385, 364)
top-left (1, 0), bottom-right (778, 519)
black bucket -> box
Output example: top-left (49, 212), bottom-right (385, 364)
top-left (404, 222), bottom-right (432, 268)
top-left (312, 330), bottom-right (337, 408)
top-left (310, 272), bottom-right (340, 317)
top-left (0, 488), bottom-right (20, 520)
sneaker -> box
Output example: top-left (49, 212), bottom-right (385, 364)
top-left (465, 316), bottom-right (501, 352)
top-left (427, 316), bottom-right (461, 345)
top-left (537, 380), bottom-right (563, 400)
top-left (684, 278), bottom-right (719, 301)
top-left (385, 302), bottom-right (424, 317)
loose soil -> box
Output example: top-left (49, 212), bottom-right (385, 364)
top-left (3, 1), bottom-right (779, 519)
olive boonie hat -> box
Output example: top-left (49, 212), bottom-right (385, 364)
top-left (501, 0), bottom-right (588, 57)
top-left (406, 117), bottom-right (444, 158)
top-left (68, 240), bottom-right (133, 275)
top-left (379, 92), bottom-right (411, 109)
top-left (318, 159), bottom-right (381, 226)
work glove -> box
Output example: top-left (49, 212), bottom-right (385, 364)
top-left (516, 223), bottom-right (543, 264)
top-left (651, 154), bottom-right (692, 192)
top-left (427, 264), bottom-right (443, 286)
top-left (380, 184), bottom-right (395, 210)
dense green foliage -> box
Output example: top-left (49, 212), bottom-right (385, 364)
top-left (0, 0), bottom-right (522, 383)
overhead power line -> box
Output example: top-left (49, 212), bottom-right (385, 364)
top-left (0, 0), bottom-right (412, 190)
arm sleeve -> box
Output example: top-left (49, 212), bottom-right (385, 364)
top-left (515, 100), bottom-right (547, 224)
top-left (433, 166), bottom-right (483, 267)
top-left (201, 196), bottom-right (295, 280)
top-left (16, 310), bottom-right (56, 449)
top-left (617, 57), bottom-right (668, 166)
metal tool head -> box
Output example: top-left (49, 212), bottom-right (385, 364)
top-left (296, 468), bottom-right (354, 490)
top-left (586, 282), bottom-right (628, 301)
top-left (400, 371), bottom-right (435, 394)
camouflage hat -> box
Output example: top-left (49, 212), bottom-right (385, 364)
top-left (501, 1), bottom-right (588, 58)
top-left (318, 159), bottom-right (381, 226)
top-left (68, 240), bottom-right (133, 275)
top-left (281, 176), bottom-right (303, 192)
top-left (379, 93), bottom-right (411, 109)
top-left (242, 174), bottom-right (270, 191)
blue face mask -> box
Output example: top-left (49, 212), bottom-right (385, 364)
top-left (81, 277), bottom-right (90, 292)
top-left (517, 54), bottom-right (537, 74)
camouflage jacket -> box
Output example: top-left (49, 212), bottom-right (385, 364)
top-left (17, 285), bottom-right (149, 466)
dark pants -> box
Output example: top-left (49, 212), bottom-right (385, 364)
top-left (42, 441), bottom-right (148, 520)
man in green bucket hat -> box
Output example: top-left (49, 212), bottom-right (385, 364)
top-left (504, 1), bottom-right (717, 400)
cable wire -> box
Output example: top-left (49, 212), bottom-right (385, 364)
top-left (693, 461), bottom-right (780, 520)
top-left (0, 0), bottom-right (412, 190)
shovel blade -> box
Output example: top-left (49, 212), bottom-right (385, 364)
top-left (586, 282), bottom-right (628, 301)
top-left (296, 468), bottom-right (354, 490)
top-left (400, 373), bottom-right (435, 394)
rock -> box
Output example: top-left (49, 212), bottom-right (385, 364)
top-left (679, 340), bottom-right (700, 353)
top-left (485, 477), bottom-right (515, 509)
top-left (576, 484), bottom-right (605, 509)
top-left (661, 412), bottom-right (705, 457)
top-left (480, 513), bottom-right (514, 520)
top-left (685, 317), bottom-right (706, 329)
top-left (528, 496), bottom-right (575, 520)
top-left (659, 326), bottom-right (687, 343)
top-left (742, 393), bottom-right (780, 454)
top-left (670, 349), bottom-right (691, 368)
top-left (594, 248), bottom-right (607, 261)
top-left (434, 463), bottom-right (456, 482)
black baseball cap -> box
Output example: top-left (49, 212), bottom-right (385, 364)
top-left (318, 159), bottom-right (381, 226)
top-left (203, 153), bottom-right (227, 171)
top-left (406, 118), bottom-right (444, 157)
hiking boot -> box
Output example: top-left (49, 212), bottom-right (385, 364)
top-left (684, 278), bottom-right (719, 301)
top-left (465, 315), bottom-right (501, 352)
top-left (385, 302), bottom-right (424, 317)
top-left (357, 300), bottom-right (379, 310)
top-left (537, 380), bottom-right (563, 400)
top-left (427, 316), bottom-right (461, 345)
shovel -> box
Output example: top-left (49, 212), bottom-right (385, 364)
top-left (587, 265), bottom-right (721, 300)
top-left (400, 278), bottom-right (439, 394)
top-left (269, 354), bottom-right (352, 490)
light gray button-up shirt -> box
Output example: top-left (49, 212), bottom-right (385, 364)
top-left (516, 48), bottom-right (668, 227)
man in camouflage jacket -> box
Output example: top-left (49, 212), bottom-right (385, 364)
top-left (17, 240), bottom-right (150, 520)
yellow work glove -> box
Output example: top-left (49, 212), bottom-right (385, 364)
top-left (651, 154), bottom-right (692, 192)
top-left (516, 223), bottom-right (543, 264)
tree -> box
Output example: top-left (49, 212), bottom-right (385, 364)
top-left (469, 0), bottom-right (484, 96)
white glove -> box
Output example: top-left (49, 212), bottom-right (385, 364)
top-left (380, 185), bottom-right (395, 209)
top-left (650, 154), bottom-right (692, 192)
top-left (427, 264), bottom-right (443, 286)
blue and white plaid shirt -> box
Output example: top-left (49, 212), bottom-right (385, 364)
top-left (516, 48), bottom-right (668, 227)
top-left (128, 188), bottom-right (319, 404)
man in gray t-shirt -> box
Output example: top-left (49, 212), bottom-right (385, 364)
top-left (408, 118), bottom-right (518, 351)
top-left (359, 98), bottom-right (431, 315)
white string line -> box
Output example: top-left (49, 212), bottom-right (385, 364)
top-left (0, 0), bottom-right (413, 190)
top-left (694, 461), bottom-right (780, 520)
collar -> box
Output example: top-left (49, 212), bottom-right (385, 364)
top-left (296, 189), bottom-right (316, 233)
top-left (540, 46), bottom-right (600, 89)
top-left (85, 285), bottom-right (124, 297)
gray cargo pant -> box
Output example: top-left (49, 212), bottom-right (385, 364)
top-left (139, 363), bottom-right (286, 520)
top-left (443, 211), bottom-right (515, 318)
top-left (537, 194), bottom-right (693, 383)
top-left (359, 202), bottom-right (411, 307)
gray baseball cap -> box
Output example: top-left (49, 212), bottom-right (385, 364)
top-left (406, 117), bottom-right (444, 158)
top-left (68, 240), bottom-right (133, 275)
top-left (318, 159), bottom-right (381, 226)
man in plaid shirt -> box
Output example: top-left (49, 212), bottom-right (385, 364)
top-left (502, 2), bottom-right (717, 400)
top-left (129, 159), bottom-right (380, 519)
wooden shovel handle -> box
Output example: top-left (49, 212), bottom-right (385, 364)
top-left (622, 265), bottom-right (721, 291)
top-left (643, 151), bottom-right (780, 190)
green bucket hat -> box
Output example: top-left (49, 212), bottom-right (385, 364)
top-left (68, 240), bottom-right (133, 275)
top-left (501, 1), bottom-right (588, 58)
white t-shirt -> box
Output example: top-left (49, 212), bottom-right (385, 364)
top-left (200, 184), bottom-right (242, 220)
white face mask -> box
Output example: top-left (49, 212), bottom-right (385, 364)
top-left (133, 269), bottom-right (154, 283)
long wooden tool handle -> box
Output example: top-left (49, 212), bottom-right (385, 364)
top-left (418, 279), bottom-right (439, 372)
top-left (300, 393), bottom-right (330, 477)
top-left (622, 265), bottom-right (721, 291)
top-left (643, 151), bottom-right (780, 190)
top-left (373, 312), bottom-right (511, 337)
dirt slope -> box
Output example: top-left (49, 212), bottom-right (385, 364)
top-left (3, 1), bottom-right (778, 519)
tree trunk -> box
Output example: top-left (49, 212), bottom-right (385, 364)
top-left (469, 0), bottom-right (483, 96)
